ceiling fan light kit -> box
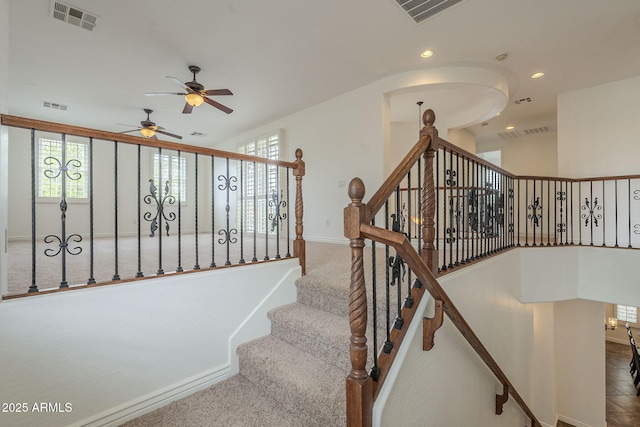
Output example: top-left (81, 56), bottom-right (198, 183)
top-left (118, 108), bottom-right (182, 140)
top-left (140, 127), bottom-right (155, 138)
top-left (145, 65), bottom-right (233, 115)
top-left (185, 92), bottom-right (204, 107)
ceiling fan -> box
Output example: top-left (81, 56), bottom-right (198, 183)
top-left (118, 109), bottom-right (182, 140)
top-left (145, 65), bottom-right (233, 114)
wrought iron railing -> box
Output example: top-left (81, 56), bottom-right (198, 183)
top-left (1, 115), bottom-right (306, 298)
top-left (345, 107), bottom-right (640, 425)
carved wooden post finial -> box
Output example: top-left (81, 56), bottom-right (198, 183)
top-left (344, 177), bottom-right (372, 427)
top-left (293, 148), bottom-right (306, 274)
top-left (421, 109), bottom-right (439, 275)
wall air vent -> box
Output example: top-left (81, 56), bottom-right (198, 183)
top-left (50, 1), bottom-right (98, 31)
top-left (523, 126), bottom-right (550, 135)
top-left (497, 130), bottom-right (522, 140)
top-left (43, 101), bottom-right (69, 111)
top-left (393, 0), bottom-right (465, 24)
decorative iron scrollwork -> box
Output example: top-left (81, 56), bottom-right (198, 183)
top-left (144, 179), bottom-right (176, 237)
top-left (581, 197), bottom-right (602, 227)
top-left (268, 189), bottom-right (288, 232)
top-left (44, 232), bottom-right (82, 257)
top-left (388, 210), bottom-right (407, 287)
top-left (527, 197), bottom-right (542, 227)
top-left (556, 190), bottom-right (566, 234)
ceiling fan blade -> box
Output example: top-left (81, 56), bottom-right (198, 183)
top-left (144, 92), bottom-right (186, 96)
top-left (116, 123), bottom-right (141, 128)
top-left (167, 76), bottom-right (190, 91)
top-left (204, 89), bottom-right (233, 96)
top-left (156, 129), bottom-right (183, 140)
top-left (182, 103), bottom-right (194, 114)
top-left (203, 96), bottom-right (233, 114)
top-left (119, 129), bottom-right (140, 134)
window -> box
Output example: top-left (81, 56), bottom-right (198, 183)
top-left (153, 153), bottom-right (187, 203)
top-left (38, 138), bottom-right (89, 199)
top-left (617, 304), bottom-right (637, 324)
top-left (238, 131), bottom-right (282, 234)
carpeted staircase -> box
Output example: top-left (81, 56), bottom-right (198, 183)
top-left (123, 243), bottom-right (358, 427)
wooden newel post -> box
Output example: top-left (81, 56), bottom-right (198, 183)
top-left (421, 109), bottom-right (439, 275)
top-left (344, 177), bottom-right (372, 427)
top-left (293, 148), bottom-right (306, 275)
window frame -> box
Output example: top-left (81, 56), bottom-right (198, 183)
top-left (616, 304), bottom-right (638, 327)
top-left (151, 152), bottom-right (188, 206)
top-left (37, 137), bottom-right (90, 204)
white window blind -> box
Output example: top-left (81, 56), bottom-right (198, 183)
top-left (38, 138), bottom-right (89, 199)
top-left (238, 132), bottom-right (281, 234)
top-left (153, 154), bottom-right (187, 203)
top-left (617, 304), bottom-right (638, 324)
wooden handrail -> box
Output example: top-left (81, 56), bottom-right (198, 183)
top-left (345, 109), bottom-right (540, 426)
top-left (1, 114), bottom-right (298, 169)
top-left (1, 114), bottom-right (307, 295)
top-left (360, 223), bottom-right (540, 426)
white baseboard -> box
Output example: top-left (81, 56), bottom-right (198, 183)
top-left (306, 235), bottom-right (349, 245)
top-left (70, 365), bottom-right (230, 427)
top-left (557, 414), bottom-right (594, 427)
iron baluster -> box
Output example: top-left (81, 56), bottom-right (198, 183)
top-left (218, 157), bottom-right (238, 266)
top-left (546, 180), bottom-right (551, 246)
top-left (252, 161), bottom-right (258, 262)
top-left (370, 217), bottom-right (380, 381)
top-left (239, 160), bottom-right (246, 264)
top-left (602, 180), bottom-right (606, 247)
top-left (194, 153), bottom-right (200, 270)
top-left (29, 129), bottom-right (37, 293)
top-left (383, 201), bottom-right (393, 354)
top-left (176, 150), bottom-right (183, 272)
top-left (405, 171), bottom-right (413, 308)
top-left (615, 180), bottom-right (619, 247)
top-left (557, 185), bottom-right (566, 245)
top-left (42, 133), bottom-right (83, 288)
top-left (581, 183), bottom-right (602, 247)
top-left (136, 145), bottom-right (143, 278)
top-left (268, 189), bottom-right (287, 258)
top-left (264, 163), bottom-right (270, 261)
top-left (517, 179), bottom-right (521, 247)
top-left (87, 138), bottom-right (96, 284)
top-left (629, 179), bottom-right (632, 248)
top-left (211, 156), bottom-right (217, 268)
top-left (455, 153), bottom-right (460, 266)
top-left (113, 141), bottom-right (120, 281)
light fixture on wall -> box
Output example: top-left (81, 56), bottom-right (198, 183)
top-left (605, 316), bottom-right (618, 331)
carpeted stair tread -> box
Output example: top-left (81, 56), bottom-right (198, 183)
top-left (121, 374), bottom-right (302, 427)
top-left (237, 334), bottom-right (346, 427)
top-left (268, 302), bottom-right (351, 371)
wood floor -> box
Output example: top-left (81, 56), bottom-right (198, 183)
top-left (556, 341), bottom-right (638, 427)
top-left (605, 340), bottom-right (640, 427)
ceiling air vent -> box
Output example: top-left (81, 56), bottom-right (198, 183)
top-left (43, 101), bottom-right (69, 111)
top-left (394, 0), bottom-right (465, 24)
top-left (514, 97), bottom-right (533, 105)
top-left (497, 130), bottom-right (522, 140)
top-left (190, 132), bottom-right (207, 137)
top-left (523, 126), bottom-right (550, 135)
top-left (50, 1), bottom-right (98, 31)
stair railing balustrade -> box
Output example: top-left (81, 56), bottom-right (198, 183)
top-left (346, 109), bottom-right (640, 426)
top-left (1, 115), bottom-right (306, 298)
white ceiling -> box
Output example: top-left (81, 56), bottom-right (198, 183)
top-left (6, 0), bottom-right (640, 146)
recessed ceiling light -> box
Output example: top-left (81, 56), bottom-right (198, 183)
top-left (531, 72), bottom-right (545, 79)
top-left (496, 52), bottom-right (508, 61)
top-left (506, 126), bottom-right (515, 130)
top-left (420, 50), bottom-right (434, 58)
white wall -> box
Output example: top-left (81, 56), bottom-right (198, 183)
top-left (0, 0), bottom-right (8, 297)
top-left (378, 250), bottom-right (536, 427)
top-left (0, 260), bottom-right (299, 427)
top-left (477, 131), bottom-right (558, 177)
top-left (378, 245), bottom-right (634, 427)
top-left (554, 299), bottom-right (606, 427)
top-left (558, 76), bottom-right (640, 178)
